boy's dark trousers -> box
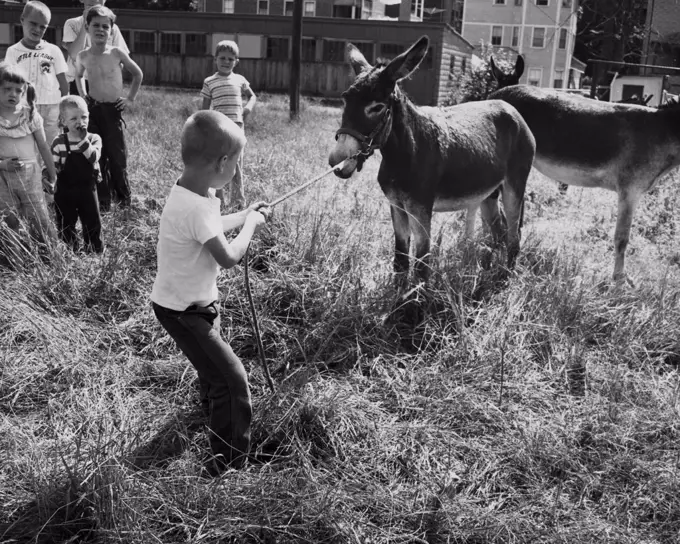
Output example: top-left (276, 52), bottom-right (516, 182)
top-left (152, 301), bottom-right (252, 468)
top-left (54, 144), bottom-right (103, 253)
top-left (87, 101), bottom-right (131, 211)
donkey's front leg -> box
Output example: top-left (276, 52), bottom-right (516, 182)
top-left (390, 204), bottom-right (411, 290)
top-left (613, 189), bottom-right (642, 282)
top-left (409, 204), bottom-right (433, 285)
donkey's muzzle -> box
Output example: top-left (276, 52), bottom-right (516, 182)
top-left (330, 156), bottom-right (358, 179)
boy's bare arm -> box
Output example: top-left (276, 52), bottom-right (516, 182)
top-left (205, 215), bottom-right (263, 269)
top-left (57, 72), bottom-right (69, 97)
top-left (34, 127), bottom-right (57, 191)
top-left (74, 52), bottom-right (88, 98)
top-left (201, 97), bottom-right (211, 110)
top-left (221, 202), bottom-right (269, 232)
top-left (116, 48), bottom-right (143, 108)
top-left (64, 19), bottom-right (88, 64)
top-left (243, 86), bottom-right (256, 117)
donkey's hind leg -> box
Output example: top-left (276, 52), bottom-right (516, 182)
top-left (479, 194), bottom-right (506, 248)
top-left (500, 184), bottom-right (524, 268)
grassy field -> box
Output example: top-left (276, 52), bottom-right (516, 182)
top-left (1, 87), bottom-right (679, 544)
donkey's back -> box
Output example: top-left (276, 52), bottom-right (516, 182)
top-left (406, 100), bottom-right (535, 209)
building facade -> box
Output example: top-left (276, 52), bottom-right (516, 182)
top-left (198, 0), bottom-right (386, 19)
top-left (460, 0), bottom-right (580, 89)
top-left (642, 0), bottom-right (680, 93)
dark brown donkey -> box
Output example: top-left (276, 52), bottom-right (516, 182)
top-left (490, 84), bottom-right (680, 281)
top-left (328, 36), bottom-right (536, 288)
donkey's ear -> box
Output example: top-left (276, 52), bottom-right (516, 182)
top-left (514, 55), bottom-right (525, 79)
top-left (489, 57), bottom-right (504, 82)
top-left (347, 43), bottom-right (372, 76)
top-left (382, 35), bottom-right (429, 83)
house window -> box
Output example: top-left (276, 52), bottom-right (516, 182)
top-left (223, 0), bottom-right (234, 13)
top-left (120, 29), bottom-right (131, 47)
top-left (258, 0), bottom-right (269, 14)
top-left (284, 0), bottom-right (294, 15)
top-left (449, 54), bottom-right (456, 73)
top-left (553, 69), bottom-right (564, 88)
top-left (494, 0), bottom-right (506, 4)
top-left (133, 31), bottom-right (156, 54)
top-left (528, 68), bottom-right (541, 86)
top-left (185, 33), bottom-right (207, 55)
top-left (354, 42), bottom-right (374, 63)
top-left (559, 28), bottom-right (567, 49)
top-left (536, 0), bottom-right (548, 5)
top-left (562, 0), bottom-right (571, 6)
top-left (304, 1), bottom-right (316, 16)
top-left (302, 38), bottom-right (316, 61)
top-left (515, 0), bottom-right (522, 4)
top-left (323, 39), bottom-right (346, 62)
top-left (266, 37), bottom-right (289, 59)
top-left (491, 26), bottom-right (503, 46)
top-left (160, 33), bottom-right (181, 54)
top-left (461, 57), bottom-right (467, 73)
top-left (512, 26), bottom-right (520, 47)
top-left (532, 27), bottom-right (545, 48)
top-left (379, 43), bottom-right (403, 60)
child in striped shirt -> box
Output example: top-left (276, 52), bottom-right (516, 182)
top-left (51, 95), bottom-right (103, 253)
top-left (200, 40), bottom-right (256, 210)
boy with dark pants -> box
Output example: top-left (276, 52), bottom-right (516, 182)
top-left (75, 5), bottom-right (142, 212)
top-left (51, 95), bottom-right (103, 252)
top-left (150, 110), bottom-right (270, 474)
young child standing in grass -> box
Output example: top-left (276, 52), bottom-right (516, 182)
top-left (4, 1), bottom-right (68, 198)
top-left (51, 95), bottom-right (103, 253)
top-left (75, 5), bottom-right (142, 212)
top-left (150, 110), bottom-right (270, 474)
top-left (62, 0), bottom-right (129, 96)
top-left (201, 40), bottom-right (256, 210)
top-left (0, 62), bottom-right (56, 244)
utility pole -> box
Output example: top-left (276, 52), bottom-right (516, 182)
top-left (290, 0), bottom-right (303, 120)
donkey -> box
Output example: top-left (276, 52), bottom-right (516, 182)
top-left (328, 36), bottom-right (536, 289)
top-left (489, 84), bottom-right (680, 281)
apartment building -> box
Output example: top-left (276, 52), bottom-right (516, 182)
top-left (643, 0), bottom-right (680, 82)
top-left (198, 0), bottom-right (386, 18)
top-left (461, 0), bottom-right (580, 89)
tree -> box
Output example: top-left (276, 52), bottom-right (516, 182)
top-left (575, 0), bottom-right (648, 77)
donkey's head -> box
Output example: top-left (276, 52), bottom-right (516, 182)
top-left (490, 55), bottom-right (524, 89)
top-left (329, 35), bottom-right (429, 178)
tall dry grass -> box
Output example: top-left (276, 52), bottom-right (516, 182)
top-left (1, 87), bottom-right (679, 543)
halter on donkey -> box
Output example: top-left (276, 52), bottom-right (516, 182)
top-left (328, 36), bottom-right (536, 289)
top-left (489, 84), bottom-right (680, 281)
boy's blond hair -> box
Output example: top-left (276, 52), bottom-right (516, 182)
top-left (86, 4), bottom-right (116, 25)
top-left (181, 111), bottom-right (245, 167)
top-left (215, 40), bottom-right (239, 58)
top-left (22, 1), bottom-right (51, 21)
top-left (59, 94), bottom-right (88, 117)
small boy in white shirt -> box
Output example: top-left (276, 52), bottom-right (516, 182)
top-left (150, 110), bottom-right (270, 475)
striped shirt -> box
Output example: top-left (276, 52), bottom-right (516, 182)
top-left (200, 72), bottom-right (251, 124)
top-left (51, 132), bottom-right (102, 180)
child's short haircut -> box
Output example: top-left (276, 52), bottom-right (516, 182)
top-left (215, 40), bottom-right (239, 57)
top-left (59, 95), bottom-right (88, 116)
top-left (22, 1), bottom-right (51, 21)
top-left (181, 111), bottom-right (245, 167)
top-left (86, 5), bottom-right (116, 25)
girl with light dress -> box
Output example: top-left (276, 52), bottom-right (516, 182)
top-left (0, 62), bottom-right (56, 244)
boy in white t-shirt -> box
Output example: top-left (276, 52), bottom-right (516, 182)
top-left (61, 0), bottom-right (129, 95)
top-left (4, 1), bottom-right (68, 191)
top-left (150, 110), bottom-right (270, 475)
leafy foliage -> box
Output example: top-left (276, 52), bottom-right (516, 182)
top-left (449, 42), bottom-right (518, 104)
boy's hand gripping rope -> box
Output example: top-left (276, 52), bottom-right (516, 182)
top-left (244, 157), bottom-right (353, 394)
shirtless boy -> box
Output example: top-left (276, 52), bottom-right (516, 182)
top-left (75, 4), bottom-right (142, 211)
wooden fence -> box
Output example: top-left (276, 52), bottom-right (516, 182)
top-left (133, 54), bottom-right (435, 102)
